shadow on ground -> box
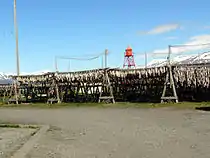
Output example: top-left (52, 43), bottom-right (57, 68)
top-left (195, 106), bottom-right (210, 111)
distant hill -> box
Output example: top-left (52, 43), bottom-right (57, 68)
top-left (0, 74), bottom-right (13, 85)
top-left (0, 79), bottom-right (13, 85)
top-left (147, 51), bottom-right (210, 67)
top-left (0, 70), bottom-right (51, 85)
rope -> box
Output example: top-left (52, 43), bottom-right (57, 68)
top-left (56, 52), bottom-right (104, 61)
top-left (55, 52), bottom-right (105, 71)
top-left (170, 42), bottom-right (210, 48)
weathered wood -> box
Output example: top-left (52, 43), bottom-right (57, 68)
top-left (1, 64), bottom-right (210, 104)
top-left (47, 98), bottom-right (58, 104)
top-left (99, 69), bottom-right (115, 103)
top-left (161, 65), bottom-right (178, 103)
top-left (161, 97), bottom-right (178, 100)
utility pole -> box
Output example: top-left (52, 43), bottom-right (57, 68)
top-left (14, 0), bottom-right (20, 76)
top-left (105, 49), bottom-right (108, 68)
top-left (55, 56), bottom-right (58, 72)
top-left (145, 52), bottom-right (147, 68)
top-left (101, 55), bottom-right (104, 69)
top-left (68, 59), bottom-right (71, 72)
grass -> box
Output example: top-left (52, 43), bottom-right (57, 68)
top-left (0, 124), bottom-right (21, 128)
top-left (0, 123), bottom-right (39, 129)
top-left (0, 101), bottom-right (210, 110)
top-left (0, 123), bottom-right (39, 137)
top-left (101, 102), bottom-right (210, 110)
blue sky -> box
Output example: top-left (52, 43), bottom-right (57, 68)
top-left (0, 0), bottom-right (210, 73)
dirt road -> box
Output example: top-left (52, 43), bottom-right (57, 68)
top-left (0, 107), bottom-right (210, 158)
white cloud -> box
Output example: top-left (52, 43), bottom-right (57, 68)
top-left (153, 49), bottom-right (168, 55)
top-left (172, 35), bottom-right (210, 54)
top-left (204, 26), bottom-right (210, 29)
top-left (142, 24), bottom-right (180, 35)
top-left (1, 70), bottom-right (52, 76)
top-left (165, 36), bottom-right (178, 40)
top-left (188, 35), bottom-right (210, 44)
top-left (151, 34), bottom-right (210, 56)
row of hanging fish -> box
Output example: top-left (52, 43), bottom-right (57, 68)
top-left (10, 66), bottom-right (210, 88)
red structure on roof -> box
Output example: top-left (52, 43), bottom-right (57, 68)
top-left (123, 46), bottom-right (136, 69)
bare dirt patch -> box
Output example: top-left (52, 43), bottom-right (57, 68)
top-left (0, 128), bottom-right (37, 158)
top-left (0, 107), bottom-right (210, 158)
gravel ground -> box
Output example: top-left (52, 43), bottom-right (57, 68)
top-left (0, 128), bottom-right (37, 158)
top-left (0, 107), bottom-right (210, 158)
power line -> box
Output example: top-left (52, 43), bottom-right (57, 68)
top-left (55, 52), bottom-right (104, 72)
top-left (170, 42), bottom-right (210, 48)
top-left (105, 49), bottom-right (108, 68)
top-left (168, 43), bottom-right (210, 61)
top-left (55, 52), bottom-right (104, 61)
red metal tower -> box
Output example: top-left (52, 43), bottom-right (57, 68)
top-left (123, 46), bottom-right (136, 68)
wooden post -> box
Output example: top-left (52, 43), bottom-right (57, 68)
top-left (105, 49), bottom-right (108, 68)
top-left (54, 73), bottom-right (61, 103)
top-left (55, 82), bottom-right (61, 103)
top-left (101, 55), bottom-right (104, 69)
top-left (14, 0), bottom-right (20, 76)
top-left (161, 45), bottom-right (178, 103)
top-left (145, 52), bottom-right (147, 68)
top-left (68, 60), bottom-right (71, 72)
top-left (55, 56), bottom-right (57, 72)
top-left (98, 69), bottom-right (115, 103)
top-left (14, 0), bottom-right (20, 104)
top-left (14, 81), bottom-right (19, 104)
